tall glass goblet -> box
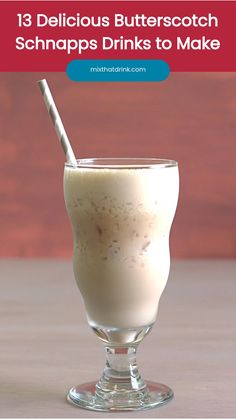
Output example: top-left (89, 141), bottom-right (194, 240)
top-left (64, 158), bottom-right (179, 411)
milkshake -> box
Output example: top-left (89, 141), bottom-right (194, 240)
top-left (64, 158), bottom-right (179, 330)
top-left (38, 79), bottom-right (179, 409)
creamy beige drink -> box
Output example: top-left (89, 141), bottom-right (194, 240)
top-left (38, 76), bottom-right (179, 408)
top-left (64, 159), bottom-right (179, 329)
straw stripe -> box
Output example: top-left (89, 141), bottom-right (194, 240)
top-left (38, 79), bottom-right (77, 165)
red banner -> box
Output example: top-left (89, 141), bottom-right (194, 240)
top-left (0, 1), bottom-right (235, 71)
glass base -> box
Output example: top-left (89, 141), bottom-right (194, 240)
top-left (67, 381), bottom-right (174, 412)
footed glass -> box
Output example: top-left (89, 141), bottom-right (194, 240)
top-left (64, 158), bottom-right (179, 411)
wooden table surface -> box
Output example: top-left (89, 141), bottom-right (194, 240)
top-left (0, 260), bottom-right (236, 418)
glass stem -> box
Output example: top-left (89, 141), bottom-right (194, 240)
top-left (96, 345), bottom-right (147, 396)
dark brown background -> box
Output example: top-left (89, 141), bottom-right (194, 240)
top-left (0, 72), bottom-right (235, 258)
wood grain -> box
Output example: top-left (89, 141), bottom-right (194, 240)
top-left (0, 259), bottom-right (236, 417)
top-left (0, 72), bottom-right (236, 257)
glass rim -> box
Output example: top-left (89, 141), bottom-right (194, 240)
top-left (65, 157), bottom-right (178, 169)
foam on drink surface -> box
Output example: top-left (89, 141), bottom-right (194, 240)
top-left (64, 165), bottom-right (179, 329)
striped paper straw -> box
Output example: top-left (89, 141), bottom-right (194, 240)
top-left (38, 79), bottom-right (77, 165)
